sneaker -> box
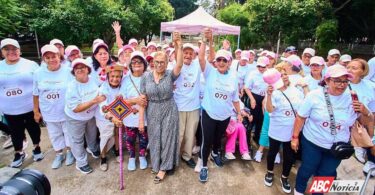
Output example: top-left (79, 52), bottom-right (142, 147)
top-left (51, 153), bottom-right (65, 169)
top-left (22, 140), bottom-right (28, 151)
top-left (139, 156), bottom-right (147, 170)
top-left (128, 158), bottom-right (136, 171)
top-left (363, 161), bottom-right (375, 177)
top-left (114, 149), bottom-right (121, 163)
top-left (275, 152), bottom-right (281, 164)
top-left (192, 146), bottom-right (200, 155)
top-left (65, 150), bottom-right (75, 166)
top-left (32, 146), bottom-right (44, 161)
top-left (280, 177), bottom-right (292, 193)
top-left (10, 152), bottom-right (27, 168)
top-left (100, 157), bottom-right (108, 171)
top-left (210, 152), bottom-right (223, 167)
top-left (2, 136), bottom-right (12, 149)
top-left (254, 150), bottom-right (263, 163)
top-left (86, 148), bottom-right (100, 159)
top-left (225, 152), bottom-right (236, 160)
top-left (76, 164), bottom-right (93, 174)
top-left (241, 153), bottom-right (252, 161)
top-left (199, 167), bottom-right (208, 183)
top-left (195, 158), bottom-right (203, 173)
top-left (354, 147), bottom-right (366, 164)
top-left (264, 171), bottom-right (274, 187)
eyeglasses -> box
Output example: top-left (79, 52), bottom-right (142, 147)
top-left (330, 78), bottom-right (349, 85)
top-left (154, 61), bottom-right (166, 66)
top-left (74, 66), bottom-right (87, 71)
top-left (131, 60), bottom-right (143, 65)
top-left (256, 65), bottom-right (266, 68)
top-left (216, 58), bottom-right (228, 63)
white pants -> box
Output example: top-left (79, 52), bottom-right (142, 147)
top-left (46, 121), bottom-right (71, 151)
top-left (96, 119), bottom-right (115, 153)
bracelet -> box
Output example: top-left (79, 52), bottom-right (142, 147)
top-left (292, 135), bottom-right (299, 140)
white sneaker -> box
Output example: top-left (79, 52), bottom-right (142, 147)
top-left (225, 152), bottom-right (236, 160)
top-left (241, 153), bottom-right (252, 161)
top-left (254, 151), bottom-right (263, 163)
top-left (51, 153), bottom-right (65, 169)
top-left (363, 161), bottom-right (375, 176)
top-left (192, 146), bottom-right (200, 155)
top-left (194, 158), bottom-right (203, 173)
top-left (22, 140), bottom-right (28, 151)
top-left (2, 136), bottom-right (12, 149)
top-left (354, 147), bottom-right (366, 164)
top-left (274, 152), bottom-right (281, 164)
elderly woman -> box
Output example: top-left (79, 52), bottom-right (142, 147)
top-left (291, 65), bottom-right (374, 194)
top-left (33, 44), bottom-right (75, 169)
top-left (138, 32), bottom-right (183, 183)
top-left (0, 38), bottom-right (43, 168)
top-left (283, 55), bottom-right (304, 86)
top-left (117, 45), bottom-right (134, 67)
top-left (65, 45), bottom-right (82, 67)
top-left (64, 58), bottom-right (105, 174)
top-left (119, 51), bottom-right (149, 171)
top-left (263, 68), bottom-right (304, 193)
top-left (299, 56), bottom-right (325, 91)
top-left (346, 59), bottom-right (375, 164)
top-left (92, 42), bottom-right (112, 86)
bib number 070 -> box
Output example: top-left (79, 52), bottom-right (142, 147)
top-left (215, 93), bottom-right (227, 100)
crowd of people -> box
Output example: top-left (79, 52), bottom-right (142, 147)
top-left (0, 25), bottom-right (375, 194)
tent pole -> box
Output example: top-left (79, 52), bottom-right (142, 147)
top-left (160, 31), bottom-right (162, 43)
top-left (237, 33), bottom-right (240, 49)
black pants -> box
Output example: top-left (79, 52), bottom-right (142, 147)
top-left (250, 93), bottom-right (264, 145)
top-left (0, 121), bottom-right (11, 135)
top-left (195, 116), bottom-right (202, 147)
top-left (4, 111), bottom-right (41, 151)
top-left (267, 137), bottom-right (295, 177)
top-left (199, 110), bottom-right (230, 167)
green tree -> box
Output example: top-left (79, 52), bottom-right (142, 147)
top-left (168, 0), bottom-right (198, 19)
top-left (0, 0), bottom-right (26, 37)
top-left (315, 19), bottom-right (338, 55)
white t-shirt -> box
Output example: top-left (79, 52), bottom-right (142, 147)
top-left (232, 63), bottom-right (253, 90)
top-left (244, 70), bottom-right (267, 96)
top-left (288, 74), bottom-right (304, 87)
top-left (199, 73), bottom-right (206, 104)
top-left (365, 57), bottom-right (375, 82)
top-left (95, 81), bottom-right (121, 121)
top-left (303, 74), bottom-right (322, 91)
top-left (167, 60), bottom-right (176, 70)
top-left (349, 80), bottom-right (375, 112)
top-left (268, 86), bottom-right (304, 142)
top-left (301, 63), bottom-right (311, 75)
top-left (33, 66), bottom-right (72, 122)
top-left (201, 63), bottom-right (239, 120)
top-left (119, 74), bottom-right (147, 127)
top-left (64, 77), bottom-right (99, 120)
top-left (298, 88), bottom-right (357, 149)
top-left (173, 60), bottom-right (201, 111)
top-left (0, 58), bottom-right (39, 115)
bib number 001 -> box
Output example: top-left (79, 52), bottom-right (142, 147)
top-left (215, 93), bottom-right (227, 100)
top-left (46, 93), bottom-right (60, 99)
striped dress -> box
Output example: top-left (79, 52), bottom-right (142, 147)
top-left (140, 70), bottom-right (180, 172)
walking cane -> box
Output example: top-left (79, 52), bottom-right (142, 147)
top-left (119, 125), bottom-right (124, 190)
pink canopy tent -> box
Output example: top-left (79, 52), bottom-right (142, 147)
top-left (160, 6), bottom-right (241, 48)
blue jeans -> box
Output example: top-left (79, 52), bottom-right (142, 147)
top-left (295, 135), bottom-right (341, 194)
top-left (367, 148), bottom-right (375, 162)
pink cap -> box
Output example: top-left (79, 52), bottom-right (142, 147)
top-left (215, 49), bottom-right (230, 61)
top-left (310, 56), bottom-right (325, 66)
top-left (258, 50), bottom-right (268, 56)
top-left (328, 49), bottom-right (340, 56)
top-left (303, 48), bottom-right (315, 56)
top-left (235, 49), bottom-right (242, 54)
top-left (130, 51), bottom-right (146, 62)
top-left (183, 43), bottom-right (194, 51)
top-left (71, 58), bottom-right (90, 69)
top-left (257, 56), bottom-right (270, 67)
top-left (92, 39), bottom-right (104, 47)
top-left (266, 51), bottom-right (276, 59)
top-left (324, 64), bottom-right (353, 80)
top-left (240, 51), bottom-right (249, 61)
top-left (92, 42), bottom-right (108, 53)
top-left (285, 55), bottom-right (302, 67)
top-left (263, 68), bottom-right (284, 89)
top-left (65, 45), bottom-right (81, 56)
top-left (50, 39), bottom-right (64, 46)
top-left (41, 44), bottom-right (59, 56)
top-left (146, 52), bottom-right (156, 62)
top-left (147, 42), bottom-right (157, 49)
top-left (128, 38), bottom-right (138, 45)
top-left (118, 45), bottom-right (135, 56)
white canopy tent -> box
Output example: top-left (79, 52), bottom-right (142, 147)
top-left (160, 6), bottom-right (241, 48)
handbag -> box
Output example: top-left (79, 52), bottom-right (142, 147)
top-left (348, 85), bottom-right (374, 148)
top-left (323, 87), bottom-right (354, 160)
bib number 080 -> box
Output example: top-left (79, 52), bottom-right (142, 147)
top-left (6, 89), bottom-right (22, 96)
top-left (215, 93), bottom-right (227, 100)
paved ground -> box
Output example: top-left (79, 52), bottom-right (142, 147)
top-left (0, 128), bottom-right (374, 195)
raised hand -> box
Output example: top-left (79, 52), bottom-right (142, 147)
top-left (112, 21), bottom-right (121, 34)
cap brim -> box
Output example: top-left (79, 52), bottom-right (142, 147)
top-left (272, 78), bottom-right (284, 90)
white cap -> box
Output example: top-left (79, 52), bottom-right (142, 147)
top-left (92, 42), bottom-right (108, 53)
top-left (50, 39), bottom-right (64, 46)
top-left (257, 56), bottom-right (270, 67)
top-left (41, 44), bottom-right (59, 56)
top-left (93, 39), bottom-right (104, 47)
top-left (310, 56), bottom-right (325, 66)
top-left (130, 51), bottom-right (146, 62)
top-left (72, 58), bottom-right (90, 69)
top-left (266, 51), bottom-right (276, 59)
top-left (0, 38), bottom-right (20, 49)
top-left (303, 48), bottom-right (315, 56)
top-left (248, 50), bottom-right (255, 55)
top-left (128, 38), bottom-right (138, 45)
top-left (235, 49), bottom-right (242, 54)
top-left (214, 49), bottom-right (230, 61)
top-left (147, 42), bottom-right (157, 49)
top-left (258, 50), bottom-right (268, 56)
top-left (118, 45), bottom-right (134, 56)
top-left (240, 51), bottom-right (249, 61)
top-left (285, 55), bottom-right (302, 67)
top-left (328, 49), bottom-right (341, 56)
top-left (183, 43), bottom-right (195, 51)
top-left (340, 54), bottom-right (352, 62)
top-left (65, 45), bottom-right (81, 56)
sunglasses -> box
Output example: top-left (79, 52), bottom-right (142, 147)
top-left (216, 58), bottom-right (228, 63)
top-left (256, 65), bottom-right (266, 68)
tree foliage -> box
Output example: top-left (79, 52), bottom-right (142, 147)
top-left (316, 19), bottom-right (338, 55)
top-left (0, 0), bottom-right (26, 37)
top-left (168, 0), bottom-right (198, 19)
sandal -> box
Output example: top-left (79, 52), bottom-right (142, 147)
top-left (153, 175), bottom-right (163, 184)
top-left (151, 170), bottom-right (158, 174)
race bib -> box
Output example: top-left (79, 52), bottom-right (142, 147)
top-left (4, 87), bottom-right (23, 97)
